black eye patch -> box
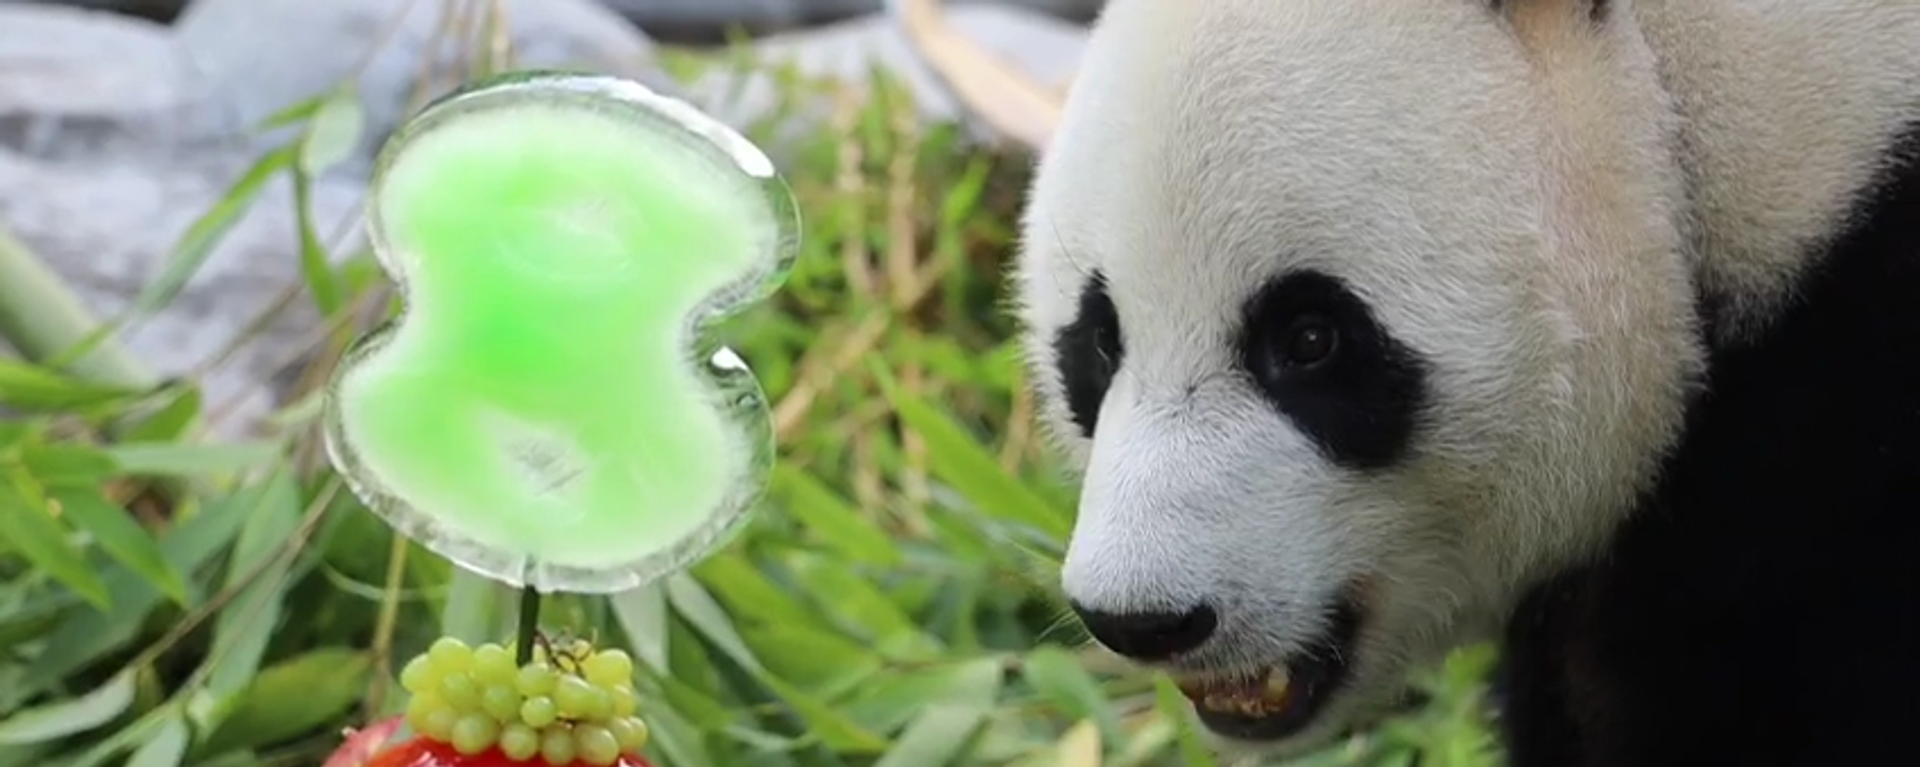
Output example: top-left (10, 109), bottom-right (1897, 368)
top-left (1237, 270), bottom-right (1430, 471)
top-left (1053, 271), bottom-right (1124, 439)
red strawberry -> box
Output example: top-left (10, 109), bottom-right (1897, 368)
top-left (324, 717), bottom-right (653, 767)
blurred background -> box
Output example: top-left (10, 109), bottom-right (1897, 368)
top-left (0, 1), bottom-right (1503, 765)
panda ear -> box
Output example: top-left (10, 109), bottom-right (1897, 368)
top-left (1490, 0), bottom-right (1610, 24)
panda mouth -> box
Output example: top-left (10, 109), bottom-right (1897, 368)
top-left (1174, 598), bottom-right (1364, 741)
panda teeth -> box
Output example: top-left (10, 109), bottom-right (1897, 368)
top-left (1179, 666), bottom-right (1293, 717)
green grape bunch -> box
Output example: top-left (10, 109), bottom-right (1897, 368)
top-left (399, 636), bottom-right (650, 766)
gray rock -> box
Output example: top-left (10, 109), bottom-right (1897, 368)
top-left (0, 149), bottom-right (364, 436)
top-left (173, 0), bottom-right (676, 177)
top-left (0, 3), bottom-right (236, 161)
top-left (689, 3), bottom-right (1086, 148)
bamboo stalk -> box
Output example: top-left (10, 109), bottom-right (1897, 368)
top-left (0, 222), bottom-right (151, 387)
top-left (890, 0), bottom-right (1064, 153)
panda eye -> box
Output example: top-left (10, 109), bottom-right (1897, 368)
top-left (1280, 315), bottom-right (1339, 368)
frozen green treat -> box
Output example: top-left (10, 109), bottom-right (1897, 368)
top-left (324, 72), bottom-right (799, 593)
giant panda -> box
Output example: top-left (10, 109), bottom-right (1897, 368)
top-left (1010, 0), bottom-right (1920, 765)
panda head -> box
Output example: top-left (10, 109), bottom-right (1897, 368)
top-left (1016, 0), bottom-right (1706, 755)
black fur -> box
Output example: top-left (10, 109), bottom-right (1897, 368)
top-left (1054, 271), bottom-right (1123, 438)
top-left (1237, 270), bottom-right (1431, 471)
top-left (1497, 125), bottom-right (1920, 766)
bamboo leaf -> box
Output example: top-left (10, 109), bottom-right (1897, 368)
top-left (299, 88), bottom-right (365, 176)
top-left (127, 145), bottom-right (297, 321)
top-left (105, 441), bottom-right (281, 478)
top-left (0, 671), bottom-right (134, 745)
top-left (120, 384), bottom-right (202, 443)
top-left (784, 551), bottom-right (940, 659)
top-left (872, 364), bottom-right (1071, 541)
top-left (205, 470), bottom-right (303, 698)
top-left (1054, 719), bottom-right (1104, 767)
top-left (610, 582), bottom-right (670, 673)
top-left (52, 489), bottom-right (187, 606)
top-left (19, 443), bottom-right (119, 488)
top-left (0, 359), bottom-right (136, 411)
top-left (124, 712), bottom-right (189, 767)
top-left (1152, 675), bottom-right (1219, 767)
top-left (665, 575), bottom-right (765, 675)
top-left (1021, 647), bottom-right (1124, 749)
top-left (756, 674), bottom-right (890, 754)
top-left (290, 87), bottom-right (359, 318)
top-left (0, 478), bottom-right (108, 610)
top-left (870, 703), bottom-right (989, 767)
top-left (251, 92), bottom-right (328, 132)
top-left (199, 648), bottom-right (372, 756)
top-left (839, 657), bottom-right (1005, 735)
top-left (737, 622), bottom-right (883, 699)
top-left (24, 487), bottom-right (255, 689)
top-left (770, 464), bottom-right (902, 567)
top-left (692, 551), bottom-right (821, 629)
top-left (291, 168), bottom-right (343, 315)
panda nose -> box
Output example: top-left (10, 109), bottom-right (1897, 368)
top-left (1070, 601), bottom-right (1219, 661)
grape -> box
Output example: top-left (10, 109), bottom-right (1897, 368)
top-left (439, 671), bottom-right (482, 712)
top-left (573, 723), bottom-right (621, 766)
top-left (540, 725), bottom-right (578, 766)
top-left (427, 637), bottom-right (473, 670)
top-left (581, 650), bottom-right (633, 688)
top-left (521, 696), bottom-right (559, 728)
top-left (482, 685), bottom-right (525, 723)
top-left (516, 662), bottom-right (558, 697)
top-left (392, 632), bottom-right (661, 759)
top-left (400, 655), bottom-right (439, 694)
top-left (552, 675), bottom-right (603, 718)
top-left (419, 708), bottom-right (459, 743)
top-left (500, 723), bottom-right (542, 762)
top-left (450, 714), bottom-right (501, 756)
top-left (473, 643), bottom-right (518, 686)
top-left (608, 684), bottom-right (637, 718)
top-left (404, 693), bottom-right (441, 733)
top-left (607, 716), bottom-right (650, 753)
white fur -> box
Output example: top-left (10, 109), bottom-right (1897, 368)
top-left (1014, 0), bottom-right (1920, 757)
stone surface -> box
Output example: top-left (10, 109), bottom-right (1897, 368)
top-left (173, 0), bottom-right (678, 178)
top-left (0, 2), bottom-right (234, 161)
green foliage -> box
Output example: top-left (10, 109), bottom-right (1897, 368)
top-left (0, 38), bottom-right (1505, 767)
